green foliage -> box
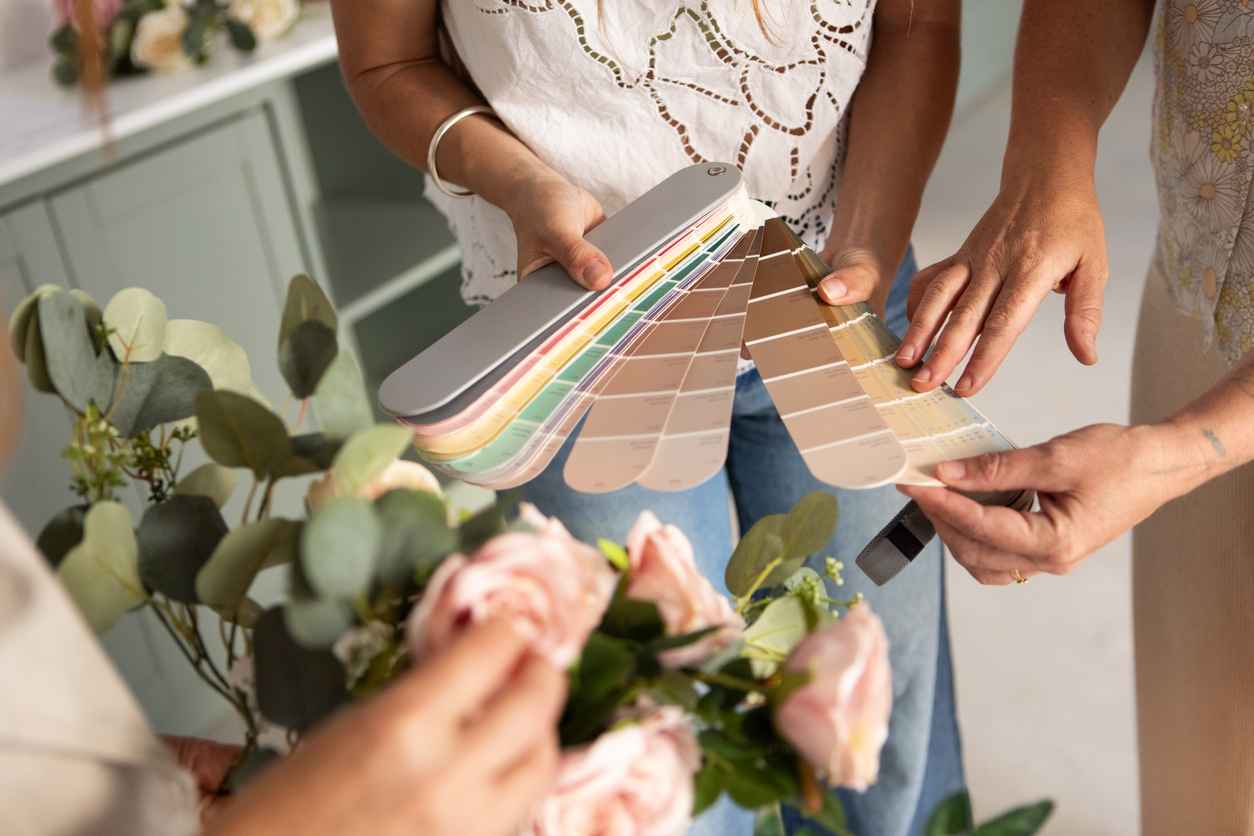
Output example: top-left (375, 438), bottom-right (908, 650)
top-left (301, 497), bottom-right (381, 600)
top-left (104, 287), bottom-right (167, 362)
top-left (36, 505), bottom-right (89, 569)
top-left (225, 17), bottom-right (257, 52)
top-left (196, 518), bottom-right (299, 613)
top-left (457, 501), bottom-right (508, 553)
top-left (253, 607), bottom-right (349, 731)
top-left (38, 290), bottom-right (115, 411)
top-left (598, 538), bottom-right (630, 571)
top-left (175, 463), bottom-right (239, 508)
top-left (329, 424), bottom-right (413, 496)
top-left (925, 792), bottom-right (1054, 836)
top-left (57, 502), bottom-right (147, 633)
top-left (373, 489), bottom-right (456, 586)
top-left (196, 390), bottom-right (292, 479)
top-left (725, 492), bottom-right (839, 597)
top-left (108, 354), bottom-right (215, 438)
top-left (137, 495), bottom-right (230, 603)
top-left (742, 596), bottom-right (811, 677)
top-left (312, 350), bottom-right (374, 438)
top-left (278, 275), bottom-right (339, 399)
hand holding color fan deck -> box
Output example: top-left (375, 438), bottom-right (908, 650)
top-left (380, 164), bottom-right (1034, 583)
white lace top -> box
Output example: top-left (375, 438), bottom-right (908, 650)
top-left (431, 0), bottom-right (877, 305)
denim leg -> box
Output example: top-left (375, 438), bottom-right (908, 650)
top-left (515, 426), bottom-right (754, 836)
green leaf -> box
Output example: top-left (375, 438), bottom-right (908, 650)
top-left (600, 582), bottom-right (666, 643)
top-left (163, 319), bottom-right (255, 397)
top-left (457, 502), bottom-right (507, 553)
top-left (104, 287), bottom-right (167, 362)
top-left (927, 791), bottom-right (975, 836)
top-left (36, 505), bottom-right (88, 569)
top-left (598, 538), bottom-right (629, 571)
top-left (225, 17), bottom-right (257, 51)
top-left (795, 792), bottom-right (853, 836)
top-left (645, 625), bottom-right (720, 655)
top-left (175, 463), bottom-right (239, 508)
top-left (280, 274), bottom-right (338, 339)
top-left (49, 22), bottom-right (75, 53)
top-left (312, 349), bottom-right (374, 438)
top-left (329, 424), bottom-right (412, 496)
top-left (972, 801), bottom-right (1054, 836)
top-left (196, 518), bottom-right (299, 612)
top-left (214, 596), bottom-right (263, 629)
top-left (196, 391), bottom-right (292, 479)
top-left (108, 353), bottom-right (214, 437)
top-left (742, 596), bottom-right (810, 677)
top-left (279, 319), bottom-right (338, 399)
top-left (52, 55), bottom-right (78, 86)
top-left (693, 764), bottom-right (724, 817)
top-left (782, 492), bottom-right (839, 560)
top-left (275, 432), bottom-right (345, 478)
top-left (57, 502), bottom-right (146, 633)
top-left (253, 606), bottom-right (349, 730)
top-left (284, 597), bottom-right (356, 649)
top-left (38, 290), bottom-right (114, 410)
top-left (651, 670), bottom-right (700, 711)
top-left (374, 488), bottom-right (455, 586)
top-left (137, 495), bottom-right (230, 603)
top-left (572, 632), bottom-right (636, 704)
top-left (301, 497), bottom-right (381, 599)
top-left (754, 805), bottom-right (787, 836)
top-left (24, 308), bottom-right (56, 393)
top-left (8, 284), bottom-right (58, 363)
top-left (726, 513), bottom-right (787, 596)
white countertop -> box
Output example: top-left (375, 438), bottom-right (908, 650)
top-left (0, 4), bottom-right (338, 189)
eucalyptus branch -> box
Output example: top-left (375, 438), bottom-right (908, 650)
top-left (693, 671), bottom-right (763, 693)
top-left (185, 605), bottom-right (232, 694)
top-left (256, 478), bottom-right (277, 522)
top-left (734, 555), bottom-right (784, 614)
top-left (240, 479), bottom-right (259, 527)
top-left (150, 602), bottom-right (235, 705)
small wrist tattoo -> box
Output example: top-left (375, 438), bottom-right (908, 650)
top-left (1203, 429), bottom-right (1227, 460)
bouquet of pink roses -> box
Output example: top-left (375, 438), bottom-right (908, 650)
top-left (10, 274), bottom-right (1053, 836)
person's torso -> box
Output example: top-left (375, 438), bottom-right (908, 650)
top-left (434, 0), bottom-right (876, 303)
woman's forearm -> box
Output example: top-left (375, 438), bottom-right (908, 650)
top-left (1001, 0), bottom-right (1154, 185)
top-left (825, 0), bottom-right (959, 282)
top-left (1155, 351), bottom-right (1254, 498)
top-left (329, 0), bottom-right (553, 215)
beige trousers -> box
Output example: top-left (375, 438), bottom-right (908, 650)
top-left (1130, 271), bottom-right (1254, 835)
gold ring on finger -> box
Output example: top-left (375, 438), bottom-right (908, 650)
top-left (1012, 569), bottom-right (1028, 585)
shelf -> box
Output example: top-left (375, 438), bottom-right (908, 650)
top-left (315, 195), bottom-right (459, 325)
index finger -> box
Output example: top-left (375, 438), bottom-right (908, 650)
top-left (396, 617), bottom-right (533, 720)
top-left (954, 267), bottom-right (1057, 395)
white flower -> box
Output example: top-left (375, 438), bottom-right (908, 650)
top-left (228, 0), bottom-right (300, 42)
top-left (131, 4), bottom-right (194, 73)
top-left (332, 621), bottom-right (395, 688)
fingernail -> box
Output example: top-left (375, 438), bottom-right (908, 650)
top-left (897, 345), bottom-right (917, 364)
top-left (937, 461), bottom-right (966, 480)
top-left (955, 375), bottom-right (974, 394)
top-left (583, 261), bottom-right (609, 288)
top-left (913, 368), bottom-right (932, 385)
top-left (819, 277), bottom-right (847, 302)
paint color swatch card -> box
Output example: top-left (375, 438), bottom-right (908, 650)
top-left (381, 163), bottom-right (1017, 494)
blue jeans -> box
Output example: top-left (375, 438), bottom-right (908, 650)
top-left (517, 249), bottom-right (964, 836)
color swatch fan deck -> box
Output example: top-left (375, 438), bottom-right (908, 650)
top-left (379, 164), bottom-right (1018, 496)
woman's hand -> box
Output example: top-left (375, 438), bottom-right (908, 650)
top-left (816, 247), bottom-right (894, 317)
top-left (895, 173), bottom-right (1109, 395)
top-left (498, 168), bottom-right (614, 290)
top-left (209, 617), bottom-right (565, 836)
top-left (163, 736), bottom-right (241, 820)
top-left (898, 423), bottom-right (1189, 585)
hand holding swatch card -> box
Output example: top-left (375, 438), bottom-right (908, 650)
top-left (380, 164), bottom-right (1032, 585)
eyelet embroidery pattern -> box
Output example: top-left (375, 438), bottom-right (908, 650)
top-left (433, 0), bottom-right (875, 307)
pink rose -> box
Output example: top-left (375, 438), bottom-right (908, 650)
top-left (519, 502), bottom-right (575, 539)
top-left (774, 604), bottom-right (892, 791)
top-left (625, 512), bottom-right (744, 668)
top-left (53, 0), bottom-right (122, 29)
top-left (525, 706), bottom-right (700, 836)
top-left (306, 459), bottom-right (441, 512)
top-left (406, 526), bottom-right (616, 669)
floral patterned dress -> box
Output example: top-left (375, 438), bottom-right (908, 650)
top-left (431, 0), bottom-right (876, 305)
top-left (1152, 0), bottom-right (1254, 364)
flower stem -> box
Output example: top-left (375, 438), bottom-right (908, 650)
top-left (734, 556), bottom-right (784, 614)
top-left (694, 671), bottom-right (763, 693)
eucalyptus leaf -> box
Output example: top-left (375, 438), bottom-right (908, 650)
top-left (301, 497), bottom-right (381, 599)
top-left (753, 806), bottom-right (787, 836)
top-left (971, 800), bottom-right (1054, 836)
top-left (742, 596), bottom-right (810, 677)
top-left (57, 502), bottom-right (146, 633)
top-left (196, 518), bottom-right (299, 612)
top-left (104, 287), bottom-right (167, 362)
top-left (275, 432), bottom-right (344, 478)
top-left (163, 319), bottom-right (255, 397)
top-left (312, 349), bottom-right (374, 438)
top-left (107, 354), bottom-right (213, 437)
top-left (457, 502), bottom-right (506, 553)
top-left (254, 606), bottom-right (349, 731)
top-left (36, 505), bottom-right (88, 569)
top-left (725, 513), bottom-right (787, 597)
top-left (927, 791), bottom-right (974, 836)
top-left (279, 319), bottom-right (338, 399)
top-left (69, 290), bottom-right (104, 352)
top-left (285, 597), bottom-right (356, 649)
top-left (214, 596), bottom-right (264, 629)
top-left (8, 284), bottom-right (57, 363)
top-left (196, 391), bottom-right (292, 479)
top-left (38, 290), bottom-right (114, 410)
top-left (175, 463), bottom-right (240, 508)
top-left (693, 764), bottom-right (724, 817)
top-left (374, 488), bottom-right (455, 586)
top-left (777, 492), bottom-right (839, 581)
top-left (329, 425), bottom-right (412, 496)
top-left (23, 313), bottom-right (55, 393)
top-left (279, 274), bottom-right (337, 340)
top-left (137, 495), bottom-right (229, 603)
top-left (797, 792), bottom-right (853, 836)
top-left (225, 17), bottom-right (257, 51)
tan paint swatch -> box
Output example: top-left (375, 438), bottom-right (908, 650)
top-left (744, 219), bottom-right (907, 489)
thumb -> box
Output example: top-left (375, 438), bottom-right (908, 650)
top-left (1063, 259), bottom-right (1107, 365)
top-left (817, 257), bottom-right (880, 306)
top-left (934, 445), bottom-right (1070, 493)
top-left (548, 229), bottom-right (614, 291)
